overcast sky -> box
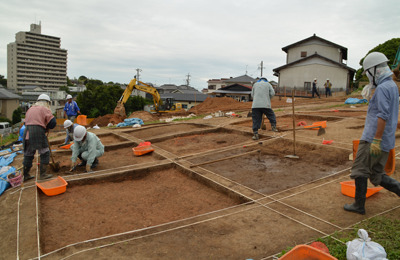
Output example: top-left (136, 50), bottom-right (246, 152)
top-left (0, 0), bottom-right (399, 90)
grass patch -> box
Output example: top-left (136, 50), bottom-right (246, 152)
top-left (277, 215), bottom-right (400, 259)
top-left (0, 133), bottom-right (18, 147)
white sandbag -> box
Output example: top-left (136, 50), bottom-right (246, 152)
top-left (346, 229), bottom-right (387, 260)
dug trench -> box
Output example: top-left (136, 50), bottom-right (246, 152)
top-left (38, 164), bottom-right (248, 253)
top-left (187, 138), bottom-right (353, 195)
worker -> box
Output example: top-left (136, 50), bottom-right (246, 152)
top-left (62, 119), bottom-right (79, 145)
top-left (311, 78), bottom-right (321, 98)
top-left (344, 52), bottom-right (400, 215)
top-left (63, 94), bottom-right (81, 122)
top-left (23, 94), bottom-right (56, 181)
top-left (251, 77), bottom-right (278, 140)
top-left (324, 79), bottom-right (332, 97)
top-left (70, 125), bottom-right (104, 172)
top-left (17, 123), bottom-right (25, 143)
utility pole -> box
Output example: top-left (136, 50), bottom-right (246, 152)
top-left (258, 61), bottom-right (265, 77)
top-left (186, 73), bottom-right (191, 86)
top-left (136, 68), bottom-right (142, 82)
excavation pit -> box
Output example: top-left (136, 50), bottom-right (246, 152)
top-left (122, 123), bottom-right (214, 140)
top-left (188, 138), bottom-right (352, 195)
top-left (37, 164), bottom-right (246, 253)
top-left (49, 132), bottom-right (131, 147)
top-left (47, 143), bottom-right (165, 175)
top-left (150, 128), bottom-right (261, 156)
top-left (232, 114), bottom-right (342, 131)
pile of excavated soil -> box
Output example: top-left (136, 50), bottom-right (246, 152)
top-left (128, 111), bottom-right (159, 122)
top-left (89, 114), bottom-right (125, 127)
top-left (189, 97), bottom-right (252, 114)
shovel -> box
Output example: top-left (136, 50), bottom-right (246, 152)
top-left (46, 134), bottom-right (60, 172)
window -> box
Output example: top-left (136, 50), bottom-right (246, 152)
top-left (208, 85), bottom-right (216, 90)
top-left (304, 82), bottom-right (311, 91)
top-left (301, 51), bottom-right (307, 57)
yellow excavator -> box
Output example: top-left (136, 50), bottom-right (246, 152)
top-left (114, 77), bottom-right (182, 117)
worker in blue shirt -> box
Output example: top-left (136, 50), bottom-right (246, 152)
top-left (63, 94), bottom-right (81, 122)
top-left (344, 52), bottom-right (400, 215)
top-left (18, 123), bottom-right (25, 142)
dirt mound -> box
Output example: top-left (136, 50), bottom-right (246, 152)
top-left (89, 114), bottom-right (125, 127)
top-left (128, 111), bottom-right (159, 122)
top-left (189, 97), bottom-right (252, 114)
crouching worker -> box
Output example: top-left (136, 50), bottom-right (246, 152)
top-left (62, 119), bottom-right (79, 145)
top-left (23, 94), bottom-right (56, 181)
top-left (70, 125), bottom-right (104, 172)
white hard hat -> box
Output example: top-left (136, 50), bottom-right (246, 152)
top-left (73, 125), bottom-right (87, 141)
top-left (66, 94), bottom-right (73, 99)
top-left (363, 52), bottom-right (389, 73)
top-left (37, 94), bottom-right (50, 102)
top-left (63, 120), bottom-right (73, 128)
top-left (314, 78), bottom-right (317, 81)
top-left (327, 78), bottom-right (330, 81)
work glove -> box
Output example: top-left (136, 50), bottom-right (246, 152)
top-left (370, 138), bottom-right (382, 157)
top-left (86, 164), bottom-right (92, 173)
top-left (70, 161), bottom-right (79, 172)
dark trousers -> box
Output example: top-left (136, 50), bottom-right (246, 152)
top-left (312, 87), bottom-right (320, 98)
top-left (252, 108), bottom-right (276, 134)
top-left (325, 88), bottom-right (331, 97)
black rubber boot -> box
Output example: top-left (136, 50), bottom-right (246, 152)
top-left (252, 133), bottom-right (259, 140)
top-left (39, 164), bottom-right (53, 180)
top-left (271, 125), bottom-right (278, 132)
top-left (23, 166), bottom-right (34, 182)
top-left (77, 154), bottom-right (87, 166)
top-left (91, 158), bottom-right (99, 169)
top-left (344, 177), bottom-right (368, 215)
top-left (380, 174), bottom-right (400, 196)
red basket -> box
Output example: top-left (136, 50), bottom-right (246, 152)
top-left (7, 172), bottom-right (23, 187)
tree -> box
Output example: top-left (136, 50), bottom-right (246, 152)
top-left (12, 107), bottom-right (23, 124)
top-left (124, 96), bottom-right (153, 114)
top-left (59, 86), bottom-right (71, 94)
top-left (355, 38), bottom-right (400, 81)
top-left (76, 81), bottom-right (124, 118)
top-left (67, 76), bottom-right (73, 86)
top-left (0, 74), bottom-right (7, 87)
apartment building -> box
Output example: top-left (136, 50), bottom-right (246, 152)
top-left (7, 23), bottom-right (68, 92)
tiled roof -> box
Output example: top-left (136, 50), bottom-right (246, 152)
top-left (0, 87), bottom-right (22, 99)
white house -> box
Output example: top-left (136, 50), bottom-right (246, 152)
top-left (273, 34), bottom-right (356, 94)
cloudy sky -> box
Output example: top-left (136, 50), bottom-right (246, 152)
top-left (0, 0), bottom-right (398, 90)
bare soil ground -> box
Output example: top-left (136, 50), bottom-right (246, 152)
top-left (1, 96), bottom-right (400, 260)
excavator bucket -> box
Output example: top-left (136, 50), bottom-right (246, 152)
top-left (114, 101), bottom-right (126, 118)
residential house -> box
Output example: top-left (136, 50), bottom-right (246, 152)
top-left (273, 34), bottom-right (356, 94)
top-left (0, 87), bottom-right (22, 120)
top-left (19, 85), bottom-right (66, 113)
top-left (206, 75), bottom-right (256, 95)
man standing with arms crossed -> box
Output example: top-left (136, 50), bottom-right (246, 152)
top-left (344, 52), bottom-right (400, 215)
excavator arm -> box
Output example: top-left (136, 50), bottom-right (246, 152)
top-left (114, 77), bottom-right (162, 117)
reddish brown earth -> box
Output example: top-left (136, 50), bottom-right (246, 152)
top-left (1, 97), bottom-right (400, 260)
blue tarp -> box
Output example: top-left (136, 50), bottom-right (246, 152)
top-left (117, 118), bottom-right (144, 127)
top-left (0, 148), bottom-right (23, 196)
top-left (344, 98), bottom-right (368, 104)
top-left (0, 166), bottom-right (16, 196)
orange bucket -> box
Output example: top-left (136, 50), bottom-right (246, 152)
top-left (353, 140), bottom-right (395, 175)
top-left (76, 115), bottom-right (87, 126)
top-left (279, 245), bottom-right (337, 259)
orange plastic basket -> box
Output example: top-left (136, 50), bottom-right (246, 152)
top-left (36, 176), bottom-right (68, 196)
top-left (279, 245), bottom-right (337, 260)
top-left (76, 115), bottom-right (87, 125)
top-left (132, 145), bottom-right (154, 156)
top-left (60, 142), bottom-right (73, 149)
top-left (303, 121), bottom-right (327, 129)
top-left (353, 140), bottom-right (395, 175)
top-left (340, 180), bottom-right (383, 198)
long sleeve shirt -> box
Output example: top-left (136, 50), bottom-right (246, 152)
top-left (71, 132), bottom-right (104, 165)
top-left (361, 77), bottom-right (399, 152)
top-left (64, 101), bottom-right (80, 117)
top-left (251, 80), bottom-right (275, 109)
